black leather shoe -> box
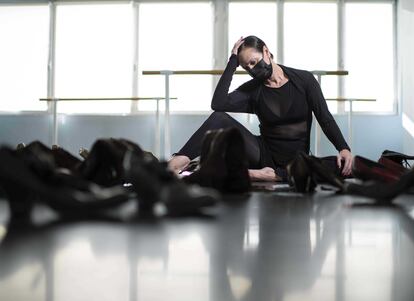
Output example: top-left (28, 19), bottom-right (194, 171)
top-left (286, 152), bottom-right (316, 193)
top-left (0, 146), bottom-right (130, 219)
top-left (79, 138), bottom-right (139, 187)
top-left (183, 127), bottom-right (251, 193)
top-left (17, 141), bottom-right (82, 174)
top-left (123, 150), bottom-right (171, 213)
top-left (287, 152), bottom-right (345, 193)
top-left (123, 150), bottom-right (219, 215)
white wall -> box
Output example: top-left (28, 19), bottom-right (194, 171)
top-left (0, 113), bottom-right (402, 161)
top-left (399, 0), bottom-right (414, 153)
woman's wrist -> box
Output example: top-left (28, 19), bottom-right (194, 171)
top-left (248, 169), bottom-right (258, 180)
top-left (229, 53), bottom-right (239, 65)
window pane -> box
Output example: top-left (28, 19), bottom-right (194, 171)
top-left (228, 2), bottom-right (277, 93)
top-left (138, 3), bottom-right (213, 112)
top-left (55, 4), bottom-right (133, 114)
top-left (284, 2), bottom-right (338, 113)
top-left (345, 3), bottom-right (394, 113)
top-left (0, 5), bottom-right (49, 112)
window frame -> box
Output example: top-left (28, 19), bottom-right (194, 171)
top-left (0, 0), bottom-right (398, 116)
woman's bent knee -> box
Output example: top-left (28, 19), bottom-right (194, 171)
top-left (206, 111), bottom-right (234, 127)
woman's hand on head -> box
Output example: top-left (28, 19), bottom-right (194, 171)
top-left (232, 36), bottom-right (245, 56)
top-left (337, 149), bottom-right (353, 176)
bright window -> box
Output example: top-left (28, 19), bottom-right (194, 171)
top-left (228, 2), bottom-right (278, 93)
top-left (344, 2), bottom-right (395, 113)
top-left (0, 5), bottom-right (49, 112)
top-left (55, 3), bottom-right (133, 114)
top-left (284, 2), bottom-right (338, 113)
top-left (0, 1), bottom-right (396, 115)
top-left (137, 3), bottom-right (213, 112)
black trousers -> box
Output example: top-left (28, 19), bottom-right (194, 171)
top-left (175, 112), bottom-right (263, 169)
top-left (175, 112), bottom-right (344, 177)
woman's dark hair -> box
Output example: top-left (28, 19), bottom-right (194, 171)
top-left (237, 35), bottom-right (274, 60)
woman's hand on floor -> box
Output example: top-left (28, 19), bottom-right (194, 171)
top-left (248, 167), bottom-right (281, 182)
top-left (337, 149), bottom-right (353, 176)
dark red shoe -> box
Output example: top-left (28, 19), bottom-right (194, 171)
top-left (380, 150), bottom-right (414, 168)
top-left (352, 156), bottom-right (401, 183)
top-left (378, 156), bottom-right (407, 176)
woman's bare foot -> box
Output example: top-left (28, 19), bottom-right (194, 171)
top-left (248, 167), bottom-right (281, 181)
top-left (168, 155), bottom-right (191, 174)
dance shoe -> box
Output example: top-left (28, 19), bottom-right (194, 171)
top-left (183, 127), bottom-right (251, 193)
top-left (0, 146), bottom-right (130, 220)
top-left (352, 155), bottom-right (402, 183)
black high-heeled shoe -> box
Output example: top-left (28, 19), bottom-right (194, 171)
top-left (18, 141), bottom-right (82, 174)
top-left (286, 152), bottom-right (316, 193)
top-left (122, 150), bottom-right (218, 215)
top-left (286, 152), bottom-right (345, 193)
top-left (0, 146), bottom-right (130, 220)
top-left (224, 128), bottom-right (251, 192)
top-left (183, 129), bottom-right (227, 191)
top-left (183, 127), bottom-right (251, 193)
top-left (306, 155), bottom-right (345, 189)
top-left (78, 139), bottom-right (132, 187)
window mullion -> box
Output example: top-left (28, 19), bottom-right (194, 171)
top-left (392, 0), bottom-right (398, 114)
top-left (212, 0), bottom-right (229, 92)
top-left (277, 0), bottom-right (284, 64)
top-left (47, 1), bottom-right (57, 144)
top-left (47, 1), bottom-right (56, 110)
top-left (131, 0), bottom-right (139, 113)
top-left (338, 0), bottom-right (345, 114)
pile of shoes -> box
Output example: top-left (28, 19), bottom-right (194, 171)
top-left (286, 150), bottom-right (414, 204)
top-left (0, 137), bottom-right (223, 222)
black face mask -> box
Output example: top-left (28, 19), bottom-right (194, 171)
top-left (247, 57), bottom-right (273, 81)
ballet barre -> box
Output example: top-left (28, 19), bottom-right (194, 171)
top-left (40, 97), bottom-right (177, 158)
top-left (142, 69), bottom-right (349, 158)
top-left (142, 70), bottom-right (349, 76)
top-left (325, 98), bottom-right (376, 152)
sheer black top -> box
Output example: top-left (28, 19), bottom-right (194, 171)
top-left (211, 53), bottom-right (350, 167)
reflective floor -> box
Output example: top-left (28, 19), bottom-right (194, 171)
top-left (1, 188), bottom-right (414, 301)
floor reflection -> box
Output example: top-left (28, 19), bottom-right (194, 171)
top-left (0, 193), bottom-right (414, 301)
